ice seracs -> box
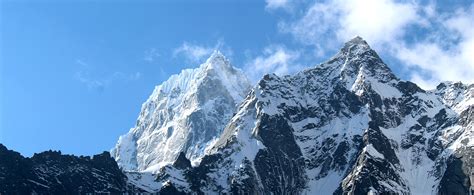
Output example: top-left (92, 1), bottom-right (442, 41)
top-left (111, 50), bottom-right (251, 173)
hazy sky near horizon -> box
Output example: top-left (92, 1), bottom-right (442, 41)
top-left (1, 0), bottom-right (472, 156)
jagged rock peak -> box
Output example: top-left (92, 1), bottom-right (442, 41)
top-left (339, 36), bottom-right (373, 56)
top-left (321, 36), bottom-right (387, 71)
top-left (112, 50), bottom-right (251, 173)
top-left (435, 81), bottom-right (474, 113)
top-left (345, 36), bottom-right (370, 46)
top-left (436, 81), bottom-right (469, 91)
top-left (200, 50), bottom-right (252, 102)
top-left (206, 50), bottom-right (227, 63)
top-left (149, 50), bottom-right (247, 101)
top-left (201, 50), bottom-right (234, 71)
top-left (303, 36), bottom-right (398, 94)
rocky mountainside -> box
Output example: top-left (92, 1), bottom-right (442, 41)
top-left (0, 144), bottom-right (139, 194)
top-left (111, 51), bottom-right (251, 173)
top-left (150, 37), bottom-right (473, 194)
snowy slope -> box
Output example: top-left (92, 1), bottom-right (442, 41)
top-left (111, 51), bottom-right (251, 173)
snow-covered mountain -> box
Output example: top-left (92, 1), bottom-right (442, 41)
top-left (111, 51), bottom-right (251, 172)
top-left (150, 37), bottom-right (473, 194)
top-left (2, 37), bottom-right (472, 194)
top-left (0, 37), bottom-right (474, 195)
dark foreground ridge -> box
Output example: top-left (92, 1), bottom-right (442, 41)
top-left (0, 144), bottom-right (140, 194)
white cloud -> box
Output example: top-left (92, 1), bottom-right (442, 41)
top-left (394, 7), bottom-right (474, 89)
top-left (279, 2), bottom-right (339, 53)
top-left (173, 42), bottom-right (214, 63)
top-left (173, 40), bottom-right (232, 64)
top-left (282, 0), bottom-right (419, 49)
top-left (335, 0), bottom-right (419, 46)
top-left (265, 0), bottom-right (290, 10)
top-left (245, 45), bottom-right (302, 82)
top-left (280, 0), bottom-right (474, 89)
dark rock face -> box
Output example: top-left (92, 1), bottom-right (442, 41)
top-left (337, 126), bottom-right (408, 194)
top-left (0, 144), bottom-right (134, 194)
top-left (439, 147), bottom-right (474, 195)
top-left (0, 144), bottom-right (35, 194)
top-left (228, 159), bottom-right (261, 195)
top-left (184, 153), bottom-right (225, 193)
top-left (160, 183), bottom-right (187, 195)
top-left (439, 156), bottom-right (470, 195)
top-left (252, 114), bottom-right (306, 194)
top-left (173, 152), bottom-right (192, 170)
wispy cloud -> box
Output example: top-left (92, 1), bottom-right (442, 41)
top-left (278, 0), bottom-right (474, 89)
top-left (74, 60), bottom-right (141, 91)
top-left (244, 45), bottom-right (302, 83)
top-left (173, 40), bottom-right (233, 64)
top-left (280, 0), bottom-right (420, 52)
top-left (143, 48), bottom-right (160, 62)
top-left (75, 70), bottom-right (106, 91)
top-left (173, 42), bottom-right (213, 63)
top-left (265, 0), bottom-right (290, 10)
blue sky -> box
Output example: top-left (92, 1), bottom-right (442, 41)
top-left (1, 0), bottom-right (472, 156)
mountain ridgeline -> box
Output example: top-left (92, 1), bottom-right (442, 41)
top-left (141, 37), bottom-right (473, 194)
top-left (1, 37), bottom-right (472, 194)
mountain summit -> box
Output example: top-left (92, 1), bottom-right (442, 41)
top-left (111, 51), bottom-right (251, 172)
